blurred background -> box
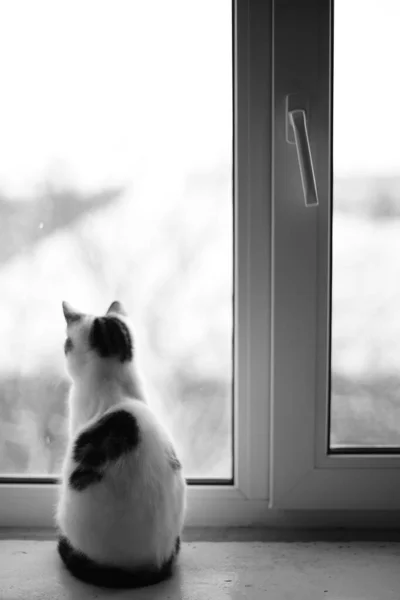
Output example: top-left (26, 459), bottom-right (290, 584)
top-left (0, 0), bottom-right (233, 478)
top-left (2, 0), bottom-right (399, 477)
top-left (331, 0), bottom-right (400, 448)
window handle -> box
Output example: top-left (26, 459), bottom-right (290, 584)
top-left (288, 109), bottom-right (319, 207)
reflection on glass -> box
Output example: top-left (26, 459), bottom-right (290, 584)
top-left (0, 1), bottom-right (233, 478)
top-left (331, 0), bottom-right (400, 448)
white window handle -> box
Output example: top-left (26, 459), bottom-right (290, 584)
top-left (288, 109), bottom-right (319, 207)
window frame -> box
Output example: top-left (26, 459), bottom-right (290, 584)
top-left (270, 0), bottom-right (400, 511)
top-left (0, 0), bottom-right (273, 528)
top-left (3, 0), bottom-right (398, 531)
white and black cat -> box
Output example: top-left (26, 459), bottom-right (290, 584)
top-left (56, 300), bottom-right (186, 588)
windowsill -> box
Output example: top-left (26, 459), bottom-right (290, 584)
top-left (2, 533), bottom-right (400, 599)
top-left (3, 527), bottom-right (400, 542)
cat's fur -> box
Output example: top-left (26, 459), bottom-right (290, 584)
top-left (56, 300), bottom-right (186, 588)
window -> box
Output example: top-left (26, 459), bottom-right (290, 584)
top-left (4, 0), bottom-right (395, 530)
top-left (0, 0), bottom-right (233, 483)
top-left (270, 0), bottom-right (400, 512)
top-left (0, 0), bottom-right (271, 527)
top-left (330, 0), bottom-right (400, 451)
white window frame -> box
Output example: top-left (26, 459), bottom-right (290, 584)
top-left (270, 0), bottom-right (400, 512)
top-left (0, 0), bottom-right (273, 528)
top-left (3, 0), bottom-right (400, 531)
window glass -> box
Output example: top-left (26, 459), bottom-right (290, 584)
top-left (331, 0), bottom-right (400, 449)
top-left (0, 0), bottom-right (233, 478)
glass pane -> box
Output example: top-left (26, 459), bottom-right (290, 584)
top-left (331, 0), bottom-right (400, 449)
top-left (0, 0), bottom-right (233, 478)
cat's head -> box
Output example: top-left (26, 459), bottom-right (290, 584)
top-left (62, 300), bottom-right (134, 379)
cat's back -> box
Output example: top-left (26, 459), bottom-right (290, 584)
top-left (57, 301), bottom-right (186, 585)
top-left (57, 398), bottom-right (186, 568)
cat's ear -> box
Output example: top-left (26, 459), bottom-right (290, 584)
top-left (89, 316), bottom-right (133, 362)
top-left (62, 301), bottom-right (83, 325)
top-left (106, 300), bottom-right (127, 317)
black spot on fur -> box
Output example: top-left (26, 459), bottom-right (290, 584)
top-left (73, 410), bottom-right (140, 470)
top-left (89, 316), bottom-right (133, 362)
top-left (58, 535), bottom-right (180, 589)
top-left (64, 338), bottom-right (73, 354)
top-left (166, 445), bottom-right (182, 471)
top-left (175, 536), bottom-right (181, 555)
top-left (69, 466), bottom-right (103, 491)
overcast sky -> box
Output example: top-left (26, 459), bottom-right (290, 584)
top-left (0, 0), bottom-right (231, 197)
top-left (0, 0), bottom-right (395, 197)
top-left (334, 0), bottom-right (399, 177)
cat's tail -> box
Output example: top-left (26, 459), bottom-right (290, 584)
top-left (58, 535), bottom-right (181, 589)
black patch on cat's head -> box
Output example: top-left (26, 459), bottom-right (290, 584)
top-left (89, 316), bottom-right (133, 362)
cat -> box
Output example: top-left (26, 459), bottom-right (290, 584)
top-left (56, 300), bottom-right (186, 588)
